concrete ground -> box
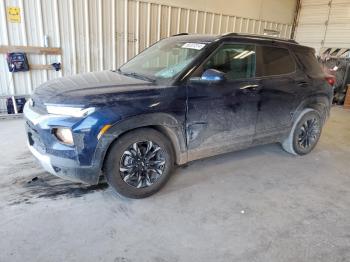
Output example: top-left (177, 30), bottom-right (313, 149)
top-left (0, 107), bottom-right (349, 262)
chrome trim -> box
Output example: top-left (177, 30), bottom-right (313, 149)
top-left (23, 102), bottom-right (56, 126)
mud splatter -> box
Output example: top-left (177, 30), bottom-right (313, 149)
top-left (7, 173), bottom-right (108, 206)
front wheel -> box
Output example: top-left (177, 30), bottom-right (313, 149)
top-left (104, 128), bottom-right (174, 198)
top-left (282, 109), bottom-right (323, 155)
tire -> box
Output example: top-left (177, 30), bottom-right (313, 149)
top-left (282, 109), bottom-right (323, 156)
top-left (104, 128), bottom-right (174, 198)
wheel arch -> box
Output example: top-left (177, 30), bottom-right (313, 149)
top-left (293, 95), bottom-right (331, 125)
top-left (95, 113), bottom-right (187, 173)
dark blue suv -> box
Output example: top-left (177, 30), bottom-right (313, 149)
top-left (24, 33), bottom-right (333, 198)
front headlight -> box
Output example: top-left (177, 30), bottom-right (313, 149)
top-left (46, 105), bottom-right (96, 117)
top-left (54, 128), bottom-right (74, 145)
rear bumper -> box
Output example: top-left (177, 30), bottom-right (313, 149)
top-left (28, 143), bottom-right (101, 185)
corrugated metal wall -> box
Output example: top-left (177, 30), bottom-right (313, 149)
top-left (0, 0), bottom-right (293, 97)
top-left (295, 0), bottom-right (350, 54)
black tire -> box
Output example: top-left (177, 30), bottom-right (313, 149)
top-left (104, 128), bottom-right (174, 198)
top-left (282, 109), bottom-right (323, 155)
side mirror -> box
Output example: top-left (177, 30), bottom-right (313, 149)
top-left (189, 69), bottom-right (226, 84)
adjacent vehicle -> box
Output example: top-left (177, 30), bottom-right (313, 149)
top-left (24, 33), bottom-right (333, 198)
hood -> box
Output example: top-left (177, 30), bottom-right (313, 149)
top-left (32, 70), bottom-right (156, 106)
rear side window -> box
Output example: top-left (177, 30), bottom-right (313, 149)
top-left (256, 46), bottom-right (295, 77)
top-left (294, 49), bottom-right (324, 78)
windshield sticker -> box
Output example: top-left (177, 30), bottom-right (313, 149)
top-left (181, 43), bottom-right (206, 50)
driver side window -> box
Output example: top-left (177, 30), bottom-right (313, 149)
top-left (203, 43), bottom-right (256, 80)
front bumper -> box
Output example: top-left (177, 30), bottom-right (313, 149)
top-left (24, 103), bottom-right (101, 185)
top-left (28, 142), bottom-right (101, 185)
top-left (28, 143), bottom-right (56, 174)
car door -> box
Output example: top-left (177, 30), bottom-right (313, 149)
top-left (253, 45), bottom-right (303, 144)
top-left (186, 43), bottom-right (260, 161)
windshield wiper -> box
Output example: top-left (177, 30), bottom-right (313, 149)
top-left (117, 69), bottom-right (156, 83)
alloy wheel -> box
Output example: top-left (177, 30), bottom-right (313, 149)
top-left (297, 117), bottom-right (321, 149)
top-left (119, 141), bottom-right (166, 188)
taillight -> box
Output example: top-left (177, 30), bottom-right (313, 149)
top-left (325, 76), bottom-right (336, 86)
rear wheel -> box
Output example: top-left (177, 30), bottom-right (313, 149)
top-left (282, 109), bottom-right (322, 155)
top-left (104, 128), bottom-right (174, 198)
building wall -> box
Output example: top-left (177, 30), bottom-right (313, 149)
top-left (155, 0), bottom-right (297, 24)
top-left (295, 0), bottom-right (350, 54)
top-left (0, 0), bottom-right (296, 97)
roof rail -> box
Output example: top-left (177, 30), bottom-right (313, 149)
top-left (221, 33), bottom-right (298, 44)
top-left (172, 33), bottom-right (189, 36)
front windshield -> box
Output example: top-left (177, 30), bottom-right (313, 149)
top-left (119, 38), bottom-right (207, 82)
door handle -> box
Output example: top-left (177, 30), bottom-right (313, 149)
top-left (240, 84), bottom-right (262, 94)
top-left (297, 81), bottom-right (309, 87)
